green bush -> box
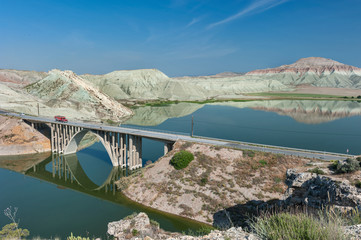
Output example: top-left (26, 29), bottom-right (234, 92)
top-left (251, 211), bottom-right (345, 240)
top-left (308, 167), bottom-right (325, 175)
top-left (67, 233), bottom-right (90, 240)
top-left (170, 151), bottom-right (194, 170)
top-left (132, 229), bottom-right (138, 236)
top-left (244, 150), bottom-right (255, 158)
top-left (0, 223), bottom-right (29, 239)
top-left (259, 160), bottom-right (267, 166)
top-left (333, 158), bottom-right (361, 174)
top-left (355, 180), bottom-right (361, 188)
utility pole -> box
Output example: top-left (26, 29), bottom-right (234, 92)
top-left (37, 103), bottom-right (40, 116)
top-left (191, 115), bottom-right (194, 137)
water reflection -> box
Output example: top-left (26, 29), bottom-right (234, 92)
top-left (125, 100), bottom-right (361, 126)
top-left (0, 152), bottom-right (207, 237)
top-left (25, 154), bottom-right (134, 194)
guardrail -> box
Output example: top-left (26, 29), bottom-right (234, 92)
top-left (192, 134), bottom-right (353, 158)
top-left (121, 124), bottom-right (190, 137)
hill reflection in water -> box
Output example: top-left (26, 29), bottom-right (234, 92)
top-left (125, 100), bottom-right (361, 126)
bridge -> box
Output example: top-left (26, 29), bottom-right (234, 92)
top-left (1, 111), bottom-right (353, 169)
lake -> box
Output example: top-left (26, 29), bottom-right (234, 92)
top-left (1, 100), bottom-right (361, 238)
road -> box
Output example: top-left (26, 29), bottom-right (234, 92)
top-left (0, 110), bottom-right (353, 161)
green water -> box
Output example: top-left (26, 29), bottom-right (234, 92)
top-left (1, 100), bottom-right (361, 238)
top-left (0, 143), bottom-right (207, 239)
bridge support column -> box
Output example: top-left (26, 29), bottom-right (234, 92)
top-left (120, 134), bottom-right (126, 168)
top-left (164, 142), bottom-right (174, 155)
top-left (128, 135), bottom-right (134, 170)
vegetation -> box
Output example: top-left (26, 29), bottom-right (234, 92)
top-left (67, 233), bottom-right (90, 240)
top-left (250, 210), bottom-right (346, 240)
top-left (170, 150), bottom-right (194, 170)
top-left (105, 119), bottom-right (118, 125)
top-left (308, 167), bottom-right (325, 175)
top-left (182, 226), bottom-right (214, 236)
top-left (355, 179), bottom-right (361, 188)
top-left (243, 150), bottom-right (255, 158)
top-left (131, 229), bottom-right (139, 236)
top-left (250, 92), bottom-right (341, 98)
top-left (331, 158), bottom-right (361, 174)
top-left (0, 223), bottom-right (29, 239)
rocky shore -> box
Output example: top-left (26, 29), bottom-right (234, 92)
top-left (0, 115), bottom-right (51, 155)
top-left (115, 140), bottom-right (361, 239)
top-left (107, 212), bottom-right (258, 240)
top-left (107, 212), bottom-right (361, 240)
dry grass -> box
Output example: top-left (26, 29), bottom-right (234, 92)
top-left (120, 140), bottom-right (313, 224)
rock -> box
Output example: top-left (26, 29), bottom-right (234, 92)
top-left (343, 224), bottom-right (361, 240)
top-left (107, 212), bottom-right (258, 240)
top-left (284, 168), bottom-right (361, 209)
top-left (108, 212), bottom-right (159, 240)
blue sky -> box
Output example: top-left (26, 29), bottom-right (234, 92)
top-left (1, 0), bottom-right (361, 76)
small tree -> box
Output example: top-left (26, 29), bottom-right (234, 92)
top-left (170, 151), bottom-right (194, 170)
top-left (334, 158), bottom-right (361, 174)
top-left (1, 207), bottom-right (29, 239)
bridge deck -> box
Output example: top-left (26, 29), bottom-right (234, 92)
top-left (0, 111), bottom-right (353, 161)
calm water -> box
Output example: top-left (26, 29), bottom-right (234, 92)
top-left (0, 143), bottom-right (205, 239)
top-left (126, 101), bottom-right (361, 155)
top-left (1, 100), bottom-right (361, 238)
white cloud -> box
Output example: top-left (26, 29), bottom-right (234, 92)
top-left (207, 0), bottom-right (289, 29)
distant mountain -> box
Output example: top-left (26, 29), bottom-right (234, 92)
top-left (1, 57), bottom-right (361, 121)
top-left (0, 69), bottom-right (48, 88)
top-left (246, 57), bottom-right (361, 88)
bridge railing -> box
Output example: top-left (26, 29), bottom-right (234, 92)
top-left (191, 134), bottom-right (353, 157)
top-left (121, 124), bottom-right (190, 137)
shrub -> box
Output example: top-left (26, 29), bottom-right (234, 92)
top-left (0, 223), bottom-right (29, 239)
top-left (67, 233), bottom-right (90, 240)
top-left (170, 151), bottom-right (194, 170)
top-left (150, 219), bottom-right (160, 228)
top-left (333, 158), bottom-right (360, 174)
top-left (183, 226), bottom-right (214, 236)
top-left (355, 180), bottom-right (361, 188)
top-left (308, 167), bottom-right (325, 175)
top-left (132, 229), bottom-right (138, 236)
top-left (250, 211), bottom-right (345, 240)
top-left (244, 150), bottom-right (255, 158)
top-left (200, 177), bottom-right (208, 186)
top-left (259, 160), bottom-right (267, 166)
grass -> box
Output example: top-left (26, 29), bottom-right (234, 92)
top-left (250, 209), bottom-right (347, 240)
top-left (248, 92), bottom-right (347, 99)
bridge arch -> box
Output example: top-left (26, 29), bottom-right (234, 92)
top-left (63, 129), bottom-right (118, 166)
top-left (63, 154), bottom-right (125, 191)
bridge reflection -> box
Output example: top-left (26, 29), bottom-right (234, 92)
top-left (25, 154), bottom-right (138, 195)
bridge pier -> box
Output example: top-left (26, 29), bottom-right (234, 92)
top-left (48, 122), bottom-right (146, 169)
top-left (25, 120), bottom-right (176, 169)
top-left (164, 142), bottom-right (174, 155)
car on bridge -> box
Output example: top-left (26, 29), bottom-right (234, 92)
top-left (54, 115), bottom-right (68, 122)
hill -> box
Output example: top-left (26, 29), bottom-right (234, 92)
top-left (246, 57), bottom-right (361, 88)
top-left (25, 69), bottom-right (132, 121)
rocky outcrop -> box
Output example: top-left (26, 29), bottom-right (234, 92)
top-left (25, 69), bottom-right (132, 122)
top-left (344, 224), bottom-right (361, 240)
top-left (284, 169), bottom-right (361, 209)
top-left (0, 116), bottom-right (51, 155)
top-left (107, 212), bottom-right (257, 240)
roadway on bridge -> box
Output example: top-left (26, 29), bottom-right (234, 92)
top-left (0, 110), bottom-right (352, 161)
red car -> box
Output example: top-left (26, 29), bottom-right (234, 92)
top-left (54, 115), bottom-right (68, 122)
